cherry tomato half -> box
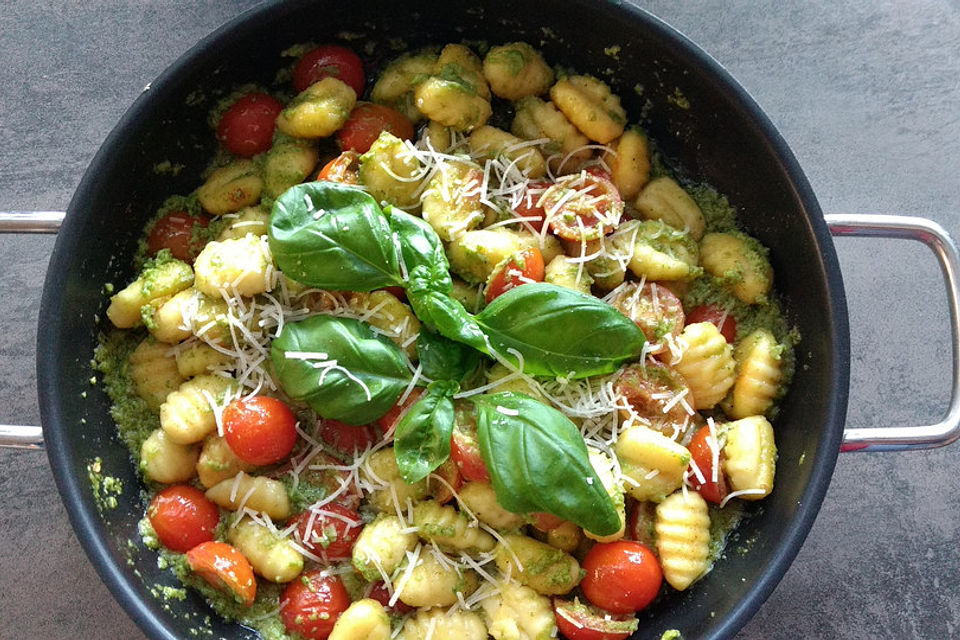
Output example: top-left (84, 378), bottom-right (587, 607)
top-left (512, 181), bottom-right (552, 232)
top-left (146, 212), bottom-right (210, 262)
top-left (541, 170), bottom-right (623, 242)
top-left (147, 485), bottom-right (219, 553)
top-left (291, 503), bottom-right (364, 560)
top-left (426, 457), bottom-right (463, 504)
top-left (581, 541), bottom-right (663, 614)
top-left (280, 571), bottom-right (351, 640)
top-left (223, 396), bottom-right (298, 466)
top-left (337, 102), bottom-right (414, 154)
top-left (686, 303), bottom-right (737, 343)
top-left (316, 151), bottom-right (360, 184)
top-left (609, 282), bottom-right (686, 347)
top-left (485, 247), bottom-right (545, 303)
top-left (366, 581), bottom-right (414, 614)
top-left (293, 44), bottom-right (365, 96)
top-left (614, 360), bottom-right (694, 437)
top-left (216, 92), bottom-right (283, 157)
top-left (554, 598), bottom-right (638, 640)
top-left (450, 408), bottom-right (489, 483)
top-left (186, 541), bottom-right (256, 607)
top-left (318, 418), bottom-right (380, 455)
top-left (376, 388), bottom-right (424, 439)
top-left (686, 423), bottom-right (730, 504)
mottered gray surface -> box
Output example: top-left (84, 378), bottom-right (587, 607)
top-left (1, 1), bottom-right (958, 638)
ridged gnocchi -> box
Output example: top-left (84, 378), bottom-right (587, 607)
top-left (667, 322), bottom-right (737, 410)
top-left (655, 490), bottom-right (711, 590)
top-left (725, 328), bottom-right (783, 419)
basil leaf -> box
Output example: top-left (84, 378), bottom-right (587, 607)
top-left (407, 267), bottom-right (490, 354)
top-left (271, 314), bottom-right (411, 425)
top-left (416, 327), bottom-right (481, 383)
top-left (269, 181), bottom-right (402, 290)
top-left (384, 206), bottom-right (453, 294)
top-left (473, 392), bottom-right (620, 536)
top-left (475, 283), bottom-right (646, 378)
top-left (394, 381), bottom-right (459, 484)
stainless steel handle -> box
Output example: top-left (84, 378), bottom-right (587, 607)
top-left (827, 214), bottom-right (960, 452)
top-left (0, 211), bottom-right (63, 449)
top-left (0, 211), bottom-right (65, 233)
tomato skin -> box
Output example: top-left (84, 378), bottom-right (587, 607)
top-left (614, 360), bottom-right (694, 437)
top-left (291, 503), bottom-right (364, 560)
top-left (581, 541), bottom-right (663, 614)
top-left (686, 303), bottom-right (737, 343)
top-left (147, 485), bottom-right (219, 553)
top-left (529, 512), bottom-right (566, 531)
top-left (376, 388), bottom-right (424, 439)
top-left (293, 44), bottom-right (365, 96)
top-left (554, 598), bottom-right (638, 640)
top-left (337, 103), bottom-right (414, 153)
top-left (426, 457), bottom-right (462, 504)
top-left (686, 424), bottom-right (730, 504)
top-left (366, 581), bottom-right (414, 614)
top-left (318, 418), bottom-right (380, 454)
top-left (316, 151), bottom-right (360, 184)
top-left (223, 396), bottom-right (298, 466)
top-left (512, 181), bottom-right (552, 232)
top-left (216, 92), bottom-right (283, 157)
top-left (146, 212), bottom-right (210, 262)
top-left (280, 571), bottom-right (351, 640)
top-left (485, 247), bottom-right (546, 303)
top-left (186, 541), bottom-right (257, 607)
top-left (450, 412), bottom-right (489, 483)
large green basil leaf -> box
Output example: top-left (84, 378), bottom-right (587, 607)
top-left (271, 314), bottom-right (411, 425)
top-left (416, 327), bottom-right (480, 383)
top-left (475, 283), bottom-right (646, 378)
top-left (472, 392), bottom-right (620, 536)
top-left (393, 381), bottom-right (458, 484)
top-left (269, 181), bottom-right (403, 290)
top-left (384, 206), bottom-right (453, 294)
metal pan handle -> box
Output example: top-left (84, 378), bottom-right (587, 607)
top-left (827, 214), bottom-right (960, 452)
top-left (0, 211), bottom-right (65, 449)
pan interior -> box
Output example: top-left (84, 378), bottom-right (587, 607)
top-left (39, 1), bottom-right (849, 638)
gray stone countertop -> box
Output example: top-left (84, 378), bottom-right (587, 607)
top-left (1, 1), bottom-right (958, 638)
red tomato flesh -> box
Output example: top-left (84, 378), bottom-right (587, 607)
top-left (554, 598), bottom-right (639, 640)
top-left (366, 581), bottom-right (414, 614)
top-left (291, 503), bottom-right (364, 560)
top-left (317, 151), bottom-right (360, 184)
top-left (686, 423), bottom-right (730, 504)
top-left (280, 571), bottom-right (351, 640)
top-left (146, 212), bottom-right (210, 262)
top-left (450, 412), bottom-right (490, 483)
top-left (541, 170), bottom-right (623, 241)
top-left (337, 102), bottom-right (414, 153)
top-left (223, 396), bottom-right (298, 466)
top-left (485, 247), bottom-right (545, 303)
top-left (318, 418), bottom-right (380, 454)
top-left (216, 92), bottom-right (283, 157)
top-left (581, 541), bottom-right (663, 614)
top-left (293, 44), bottom-right (365, 96)
top-left (686, 303), bottom-right (737, 343)
top-left (186, 541), bottom-right (256, 607)
top-left (376, 388), bottom-right (424, 439)
top-left (147, 485), bottom-right (219, 553)
top-left (512, 181), bottom-right (552, 232)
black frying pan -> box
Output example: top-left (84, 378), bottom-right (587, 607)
top-left (24, 1), bottom-right (958, 638)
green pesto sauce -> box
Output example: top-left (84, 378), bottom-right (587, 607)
top-left (93, 329), bottom-right (159, 461)
top-left (87, 457), bottom-right (123, 512)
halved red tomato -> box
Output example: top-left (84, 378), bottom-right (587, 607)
top-left (554, 598), bottom-right (639, 640)
top-left (686, 422), bottom-right (730, 504)
top-left (485, 247), bottom-right (545, 303)
top-left (540, 170), bottom-right (623, 241)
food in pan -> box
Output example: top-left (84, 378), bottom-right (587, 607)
top-left (95, 38), bottom-right (795, 640)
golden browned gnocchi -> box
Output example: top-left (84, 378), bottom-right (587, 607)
top-left (95, 36), bottom-right (796, 640)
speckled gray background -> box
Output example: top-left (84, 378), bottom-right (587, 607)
top-left (1, 1), bottom-right (958, 638)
